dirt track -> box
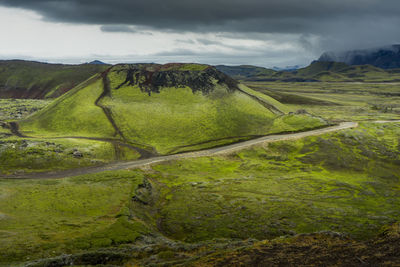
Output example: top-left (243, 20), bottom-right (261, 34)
top-left (0, 121), bottom-right (360, 180)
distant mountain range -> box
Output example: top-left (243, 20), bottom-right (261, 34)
top-left (318, 45), bottom-right (400, 69)
top-left (2, 50), bottom-right (400, 100)
top-left (216, 44), bottom-right (400, 82)
top-left (272, 65), bottom-right (303, 71)
top-left (217, 61), bottom-right (400, 82)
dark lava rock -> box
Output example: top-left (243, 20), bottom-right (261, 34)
top-left (113, 64), bottom-right (239, 96)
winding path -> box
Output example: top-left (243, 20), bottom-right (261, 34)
top-left (1, 121), bottom-right (361, 180)
top-left (95, 70), bottom-right (157, 159)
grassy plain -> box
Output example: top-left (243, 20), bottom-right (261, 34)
top-left (0, 138), bottom-right (119, 175)
top-left (246, 81), bottom-right (400, 121)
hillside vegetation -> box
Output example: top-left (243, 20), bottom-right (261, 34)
top-left (0, 60), bottom-right (108, 99)
top-left (18, 63), bottom-right (326, 156)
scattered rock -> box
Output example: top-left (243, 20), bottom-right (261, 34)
top-left (295, 109), bottom-right (308, 114)
top-left (132, 177), bottom-right (153, 205)
top-left (72, 149), bottom-right (83, 158)
top-left (20, 140), bottom-right (28, 148)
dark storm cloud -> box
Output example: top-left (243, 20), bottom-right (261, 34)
top-left (0, 0), bottom-right (399, 32)
top-left (1, 0), bottom-right (400, 50)
top-left (100, 25), bottom-right (138, 33)
top-left (100, 25), bottom-right (153, 35)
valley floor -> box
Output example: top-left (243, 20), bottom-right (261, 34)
top-left (1, 81), bottom-right (400, 266)
top-left (1, 121), bottom-right (358, 180)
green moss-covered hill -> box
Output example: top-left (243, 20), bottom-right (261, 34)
top-left (0, 60), bottom-right (109, 99)
top-left (19, 63), bottom-right (326, 155)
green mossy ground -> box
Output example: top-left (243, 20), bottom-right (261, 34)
top-left (145, 122), bottom-right (400, 242)
top-left (1, 122), bottom-right (398, 266)
top-left (0, 137), bottom-right (119, 175)
top-left (0, 99), bottom-right (50, 121)
top-left (0, 170), bottom-right (149, 265)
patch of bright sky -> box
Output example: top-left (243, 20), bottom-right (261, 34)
top-left (0, 6), bottom-right (317, 67)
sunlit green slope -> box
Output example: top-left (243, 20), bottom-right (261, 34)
top-left (20, 64), bottom-right (326, 155)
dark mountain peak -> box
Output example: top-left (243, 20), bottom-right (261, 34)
top-left (88, 60), bottom-right (107, 65)
top-left (305, 61), bottom-right (349, 72)
top-left (318, 45), bottom-right (400, 69)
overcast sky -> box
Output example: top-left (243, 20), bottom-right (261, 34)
top-left (0, 0), bottom-right (399, 67)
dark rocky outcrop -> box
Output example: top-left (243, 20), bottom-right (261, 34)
top-left (132, 177), bottom-right (153, 205)
top-left (114, 64), bottom-right (239, 95)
